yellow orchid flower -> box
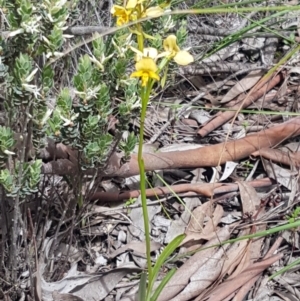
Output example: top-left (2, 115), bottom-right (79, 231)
top-left (163, 34), bottom-right (194, 66)
top-left (111, 0), bottom-right (146, 26)
top-left (130, 57), bottom-right (160, 86)
top-left (110, 5), bottom-right (131, 26)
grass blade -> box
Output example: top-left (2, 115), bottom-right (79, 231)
top-left (269, 257), bottom-right (300, 280)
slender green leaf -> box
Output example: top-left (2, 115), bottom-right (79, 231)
top-left (150, 269), bottom-right (176, 301)
top-left (178, 219), bottom-right (300, 259)
top-left (138, 271), bottom-right (148, 301)
top-left (269, 257), bottom-right (300, 280)
top-left (148, 234), bottom-right (185, 294)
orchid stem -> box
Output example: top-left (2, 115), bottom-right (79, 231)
top-left (138, 85), bottom-right (153, 290)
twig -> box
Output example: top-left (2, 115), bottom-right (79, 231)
top-left (64, 26), bottom-right (113, 35)
top-left (0, 186), bottom-right (7, 274)
top-left (18, 211), bottom-right (34, 299)
top-left (27, 209), bottom-right (38, 300)
top-left (92, 177), bottom-right (273, 202)
top-left (11, 99), bottom-right (33, 282)
top-left (181, 61), bottom-right (264, 75)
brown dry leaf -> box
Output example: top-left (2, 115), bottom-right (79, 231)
top-left (173, 246), bottom-right (228, 301)
top-left (198, 73), bottom-right (283, 137)
top-left (180, 203), bottom-right (224, 248)
top-left (228, 240), bottom-right (251, 279)
top-left (217, 239), bottom-right (282, 301)
top-left (230, 182), bottom-right (265, 278)
top-left (262, 158), bottom-right (299, 191)
top-left (165, 197), bottom-right (201, 243)
top-left (220, 229), bottom-right (251, 278)
top-left (157, 226), bottom-right (231, 301)
top-left (221, 70), bottom-right (264, 104)
top-left (237, 181), bottom-right (261, 215)
top-left (249, 220), bottom-right (266, 264)
top-left (205, 253), bottom-right (283, 301)
top-left (183, 202), bottom-right (210, 236)
top-left (229, 211), bottom-right (268, 299)
top-left (231, 276), bottom-right (259, 301)
top-left (201, 204), bottom-right (223, 236)
top-left (233, 237), bottom-right (284, 301)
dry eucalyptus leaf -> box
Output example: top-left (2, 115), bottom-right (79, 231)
top-left (185, 202), bottom-right (210, 235)
top-left (263, 159), bottom-right (299, 191)
top-left (165, 197), bottom-right (201, 244)
top-left (205, 254), bottom-right (282, 301)
top-left (72, 266), bottom-right (142, 301)
top-left (237, 181), bottom-right (261, 215)
top-left (220, 161), bottom-right (239, 181)
top-left (220, 230), bottom-right (250, 278)
top-left (173, 247), bottom-right (228, 301)
top-left (52, 291), bottom-right (84, 301)
top-left (180, 203), bottom-right (223, 247)
top-left (220, 70), bottom-right (264, 104)
top-left (157, 226), bottom-right (231, 301)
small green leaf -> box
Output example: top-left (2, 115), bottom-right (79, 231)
top-left (160, 64), bottom-right (168, 88)
top-left (150, 269), bottom-right (176, 301)
top-left (148, 234), bottom-right (185, 294)
top-left (137, 271), bottom-right (148, 301)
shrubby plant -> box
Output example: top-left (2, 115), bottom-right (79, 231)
top-left (0, 0), bottom-right (138, 287)
top-left (0, 0), bottom-right (190, 298)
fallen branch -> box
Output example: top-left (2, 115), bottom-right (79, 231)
top-left (41, 116), bottom-right (300, 178)
top-left (64, 26), bottom-right (111, 35)
top-left (91, 178), bottom-right (274, 202)
top-left (252, 148), bottom-right (300, 167)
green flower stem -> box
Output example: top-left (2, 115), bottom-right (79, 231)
top-left (137, 24), bottom-right (144, 52)
top-left (136, 4), bottom-right (144, 52)
top-left (138, 85), bottom-right (153, 287)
